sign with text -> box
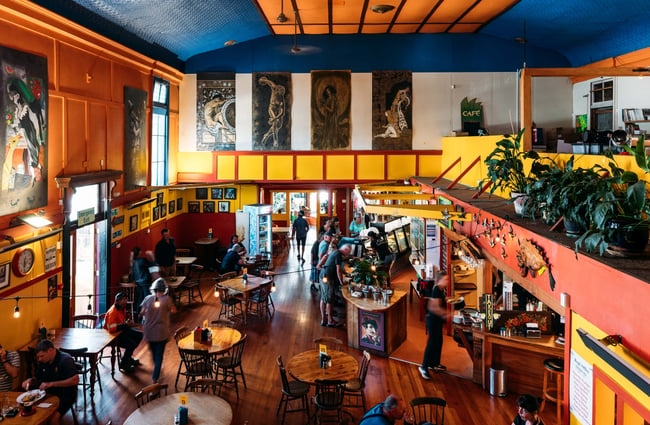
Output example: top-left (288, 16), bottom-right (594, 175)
top-left (77, 207), bottom-right (95, 226)
top-left (570, 349), bottom-right (593, 425)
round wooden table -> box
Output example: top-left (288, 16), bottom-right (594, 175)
top-left (1, 392), bottom-right (59, 425)
top-left (286, 350), bottom-right (359, 384)
top-left (123, 392), bottom-right (232, 425)
top-left (177, 327), bottom-right (241, 354)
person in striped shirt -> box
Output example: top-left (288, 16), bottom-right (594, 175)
top-left (0, 344), bottom-right (20, 391)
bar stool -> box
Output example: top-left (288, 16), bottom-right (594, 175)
top-left (541, 357), bottom-right (564, 424)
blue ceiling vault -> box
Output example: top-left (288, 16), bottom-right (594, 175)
top-left (30, 0), bottom-right (650, 72)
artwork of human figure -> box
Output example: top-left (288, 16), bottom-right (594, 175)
top-left (361, 317), bottom-right (381, 346)
top-left (124, 86), bottom-right (147, 191)
top-left (258, 76), bottom-right (286, 149)
top-left (375, 87), bottom-right (410, 139)
top-left (321, 85), bottom-right (339, 148)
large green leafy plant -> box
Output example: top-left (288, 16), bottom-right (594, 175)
top-left (350, 258), bottom-right (389, 288)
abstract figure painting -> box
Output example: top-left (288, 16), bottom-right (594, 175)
top-left (0, 45), bottom-right (48, 216)
top-left (372, 71), bottom-right (412, 150)
top-left (311, 71), bottom-right (351, 151)
top-left (252, 72), bottom-right (291, 150)
top-left (196, 73), bottom-right (236, 151)
top-left (124, 86), bottom-right (148, 191)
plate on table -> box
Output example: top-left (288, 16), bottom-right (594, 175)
top-left (445, 296), bottom-right (465, 305)
top-left (169, 277), bottom-right (178, 282)
top-left (17, 390), bottom-right (46, 405)
top-left (351, 291), bottom-right (363, 298)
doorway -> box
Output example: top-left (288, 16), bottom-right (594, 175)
top-left (71, 220), bottom-right (107, 317)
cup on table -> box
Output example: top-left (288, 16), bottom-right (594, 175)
top-left (2, 394), bottom-right (10, 416)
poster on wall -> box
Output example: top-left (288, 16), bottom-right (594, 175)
top-left (311, 70), bottom-right (351, 151)
top-left (0, 45), bottom-right (48, 216)
top-left (569, 349), bottom-right (593, 425)
top-left (359, 310), bottom-right (384, 352)
top-left (196, 72), bottom-right (236, 151)
top-left (372, 71), bottom-right (412, 150)
top-left (124, 86), bottom-right (148, 191)
top-left (44, 246), bottom-right (56, 273)
top-left (47, 275), bottom-right (57, 301)
top-left (252, 72), bottom-right (292, 151)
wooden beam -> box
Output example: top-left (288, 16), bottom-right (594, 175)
top-left (523, 67), bottom-right (649, 77)
top-left (364, 204), bottom-right (471, 221)
top-left (358, 185), bottom-right (421, 193)
top-left (416, 0), bottom-right (443, 33)
top-left (362, 193), bottom-right (437, 201)
top-left (444, 0), bottom-right (481, 33)
top-left (358, 0), bottom-right (370, 33)
top-left (251, 0), bottom-right (275, 35)
top-left (387, 0), bottom-right (407, 33)
top-left (289, 0), bottom-right (304, 34)
top-left (328, 0), bottom-right (333, 34)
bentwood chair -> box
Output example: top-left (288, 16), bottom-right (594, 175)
top-left (214, 334), bottom-right (247, 399)
top-left (410, 397), bottom-right (447, 425)
top-left (313, 379), bottom-right (347, 424)
top-left (276, 355), bottom-right (310, 424)
top-left (180, 264), bottom-right (205, 305)
top-left (59, 347), bottom-right (101, 410)
top-left (188, 378), bottom-right (224, 396)
top-left (211, 319), bottom-right (237, 328)
top-left (313, 337), bottom-right (343, 352)
top-left (173, 327), bottom-right (192, 390)
top-left (343, 350), bottom-right (371, 411)
top-left (72, 314), bottom-right (98, 329)
top-left (215, 284), bottom-right (244, 322)
top-left (117, 282), bottom-right (137, 320)
top-left (134, 383), bottom-right (168, 408)
top-left (178, 347), bottom-right (213, 391)
top-left (247, 282), bottom-right (273, 320)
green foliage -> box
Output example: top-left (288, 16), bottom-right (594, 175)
top-left (350, 258), bottom-right (389, 287)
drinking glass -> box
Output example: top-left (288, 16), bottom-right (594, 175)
top-left (404, 412), bottom-right (416, 425)
top-left (1, 394), bottom-right (10, 416)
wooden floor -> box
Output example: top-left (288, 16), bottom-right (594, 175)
top-left (63, 245), bottom-right (558, 425)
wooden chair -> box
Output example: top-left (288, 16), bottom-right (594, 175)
top-left (410, 397), bottom-right (447, 425)
top-left (176, 248), bottom-right (192, 257)
top-left (211, 319), bottom-right (236, 328)
top-left (173, 327), bottom-right (192, 390)
top-left (59, 347), bottom-right (101, 409)
top-left (259, 270), bottom-right (276, 314)
top-left (96, 313), bottom-right (123, 367)
top-left (134, 383), bottom-right (168, 408)
top-left (118, 282), bottom-right (137, 321)
top-left (247, 282), bottom-right (273, 320)
top-left (187, 378), bottom-right (223, 396)
top-left (215, 271), bottom-right (237, 283)
top-left (276, 355), bottom-right (310, 424)
top-left (72, 314), bottom-right (98, 329)
top-left (313, 337), bottom-right (343, 352)
top-left (312, 379), bottom-right (347, 424)
top-left (180, 264), bottom-right (205, 305)
top-left (215, 284), bottom-right (244, 322)
top-left (214, 334), bottom-right (247, 399)
top-left (344, 350), bottom-right (371, 411)
top-left (178, 347), bottom-right (213, 391)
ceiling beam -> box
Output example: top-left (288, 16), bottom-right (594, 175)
top-left (387, 0), bottom-right (407, 33)
top-left (251, 0), bottom-right (275, 35)
top-left (328, 0), bottom-right (333, 34)
top-left (364, 204), bottom-right (471, 221)
top-left (474, 0), bottom-right (520, 33)
top-left (358, 0), bottom-right (370, 33)
top-left (290, 0), bottom-right (304, 34)
top-left (522, 67), bottom-right (650, 77)
top-left (444, 0), bottom-right (481, 33)
top-left (362, 193), bottom-right (437, 201)
top-left (416, 0), bottom-right (444, 33)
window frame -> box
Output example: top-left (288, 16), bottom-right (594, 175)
top-left (151, 77), bottom-right (170, 186)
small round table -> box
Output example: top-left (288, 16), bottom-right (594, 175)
top-left (123, 392), bottom-right (232, 425)
top-left (1, 392), bottom-right (59, 425)
top-left (177, 327), bottom-right (242, 354)
top-left (286, 350), bottom-right (359, 384)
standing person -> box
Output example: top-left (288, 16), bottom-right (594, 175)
top-left (131, 247), bottom-right (153, 308)
top-left (418, 272), bottom-right (450, 379)
top-left (22, 340), bottom-right (78, 425)
top-left (320, 244), bottom-right (351, 327)
top-left (369, 231), bottom-right (394, 269)
top-left (0, 343), bottom-right (20, 391)
top-left (330, 217), bottom-right (341, 236)
top-left (155, 228), bottom-right (176, 277)
top-left (293, 210), bottom-right (309, 263)
top-left (104, 293), bottom-right (143, 373)
top-left (512, 394), bottom-right (545, 425)
top-left (318, 217), bottom-right (331, 235)
top-left (309, 230), bottom-right (324, 291)
top-left (140, 278), bottom-right (176, 383)
top-left (349, 214), bottom-right (366, 237)
top-left (359, 394), bottom-right (411, 424)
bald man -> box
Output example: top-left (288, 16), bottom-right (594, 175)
top-left (360, 394), bottom-right (409, 424)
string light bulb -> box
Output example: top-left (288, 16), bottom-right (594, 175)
top-left (154, 296), bottom-right (160, 308)
top-left (13, 297), bottom-right (20, 318)
top-left (322, 276), bottom-right (328, 283)
top-left (87, 295), bottom-right (92, 313)
top-left (271, 282), bottom-right (277, 293)
top-left (371, 264), bottom-right (377, 272)
top-left (413, 258), bottom-right (421, 266)
top-left (214, 285), bottom-right (220, 298)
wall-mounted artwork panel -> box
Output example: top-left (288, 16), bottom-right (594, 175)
top-left (252, 72), bottom-right (292, 151)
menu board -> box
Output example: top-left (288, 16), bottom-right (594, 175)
top-left (569, 349), bottom-right (593, 425)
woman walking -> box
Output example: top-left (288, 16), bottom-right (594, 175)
top-left (140, 277), bottom-right (176, 383)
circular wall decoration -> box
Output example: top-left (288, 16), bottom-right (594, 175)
top-left (13, 247), bottom-right (35, 276)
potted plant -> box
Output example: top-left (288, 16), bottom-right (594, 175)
top-left (480, 128), bottom-right (550, 215)
top-left (349, 258), bottom-right (389, 294)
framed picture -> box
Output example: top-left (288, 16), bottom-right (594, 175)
top-left (359, 310), bottom-right (385, 352)
top-left (196, 188), bottom-right (208, 200)
top-left (0, 262), bottom-right (9, 290)
top-left (129, 215), bottom-right (138, 232)
top-left (211, 187), bottom-right (223, 199)
top-left (111, 215), bottom-right (124, 226)
top-left (218, 201), bottom-right (230, 213)
top-left (169, 200), bottom-right (175, 214)
top-left (225, 188), bottom-right (237, 200)
top-left (177, 198), bottom-right (183, 211)
top-left (152, 206), bottom-right (160, 221)
top-left (160, 203), bottom-right (167, 218)
top-left (47, 275), bottom-right (57, 301)
top-left (203, 201), bottom-right (215, 213)
top-left (188, 201), bottom-right (200, 213)
top-left (142, 209), bottom-right (150, 220)
top-left (156, 191), bottom-right (164, 207)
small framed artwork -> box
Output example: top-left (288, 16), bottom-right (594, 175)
top-left (142, 209), bottom-right (150, 220)
top-left (129, 215), bottom-right (138, 231)
top-left (196, 188), bottom-right (208, 200)
top-left (152, 206), bottom-right (160, 221)
top-left (211, 187), bottom-right (223, 199)
top-left (169, 200), bottom-right (175, 214)
top-left (218, 201), bottom-right (230, 213)
top-left (177, 198), bottom-right (183, 211)
top-left (203, 201), bottom-right (215, 213)
top-left (359, 310), bottom-right (385, 352)
top-left (0, 262), bottom-right (10, 290)
top-left (48, 275), bottom-right (57, 301)
top-left (160, 203), bottom-right (167, 218)
top-left (156, 191), bottom-right (164, 207)
top-left (188, 201), bottom-right (200, 213)
top-left (224, 187), bottom-right (237, 200)
top-left (111, 215), bottom-right (125, 226)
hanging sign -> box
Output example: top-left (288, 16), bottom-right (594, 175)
top-left (77, 207), bottom-right (95, 226)
top-left (570, 349), bottom-right (593, 425)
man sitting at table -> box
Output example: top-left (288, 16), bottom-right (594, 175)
top-left (104, 292), bottom-right (143, 373)
top-left (22, 340), bottom-right (78, 425)
top-left (0, 343), bottom-right (20, 391)
top-left (221, 243), bottom-right (245, 274)
top-left (360, 394), bottom-right (408, 424)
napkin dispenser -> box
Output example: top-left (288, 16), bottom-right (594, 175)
top-left (178, 406), bottom-right (188, 425)
top-left (525, 323), bottom-right (541, 339)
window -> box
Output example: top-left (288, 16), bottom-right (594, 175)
top-left (70, 184), bottom-right (99, 222)
top-left (591, 79), bottom-right (613, 106)
top-left (151, 77), bottom-right (169, 186)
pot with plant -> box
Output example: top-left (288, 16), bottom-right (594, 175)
top-left (350, 258), bottom-right (389, 296)
top-left (481, 128), bottom-right (551, 216)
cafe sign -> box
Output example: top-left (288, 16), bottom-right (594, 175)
top-left (77, 207), bottom-right (95, 226)
top-left (460, 97), bottom-right (483, 125)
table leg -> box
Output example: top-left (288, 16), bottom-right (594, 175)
top-left (242, 294), bottom-right (248, 324)
top-left (111, 344), bottom-right (116, 378)
top-left (89, 353), bottom-right (97, 401)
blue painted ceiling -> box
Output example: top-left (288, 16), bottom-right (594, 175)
top-left (32, 0), bottom-right (650, 71)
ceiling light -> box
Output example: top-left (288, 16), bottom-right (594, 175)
top-left (291, 45), bottom-right (301, 53)
top-left (370, 4), bottom-right (395, 14)
top-left (277, 12), bottom-right (287, 23)
top-left (17, 213), bottom-right (52, 228)
top-left (224, 40), bottom-right (237, 46)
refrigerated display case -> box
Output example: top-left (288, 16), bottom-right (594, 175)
top-left (243, 204), bottom-right (272, 255)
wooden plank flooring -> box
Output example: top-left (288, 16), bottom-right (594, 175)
top-left (63, 248), bottom-right (558, 425)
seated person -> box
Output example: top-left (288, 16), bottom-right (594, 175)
top-left (104, 292), bottom-right (143, 373)
top-left (221, 244), bottom-right (245, 274)
top-left (360, 394), bottom-right (408, 424)
top-left (0, 343), bottom-right (20, 391)
top-left (22, 340), bottom-right (79, 425)
top-left (512, 394), bottom-right (545, 425)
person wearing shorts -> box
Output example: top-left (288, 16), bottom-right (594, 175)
top-left (293, 210), bottom-right (309, 263)
top-left (319, 244), bottom-right (351, 327)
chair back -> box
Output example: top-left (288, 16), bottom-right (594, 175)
top-left (410, 396), bottom-right (447, 425)
top-left (135, 383), bottom-right (168, 408)
top-left (276, 355), bottom-right (292, 393)
top-left (176, 248), bottom-right (191, 257)
top-left (218, 271), bottom-right (237, 282)
top-left (254, 282), bottom-right (273, 302)
top-left (227, 334), bottom-right (247, 367)
top-left (314, 379), bottom-right (346, 409)
top-left (178, 348), bottom-right (212, 376)
top-left (72, 314), bottom-right (98, 329)
top-left (215, 285), bottom-right (233, 302)
top-left (211, 319), bottom-right (236, 328)
top-left (97, 313), bottom-right (107, 329)
top-left (358, 351), bottom-right (371, 388)
top-left (59, 347), bottom-right (90, 372)
top-left (188, 264), bottom-right (205, 282)
top-left (174, 327), bottom-right (192, 343)
top-left (313, 337), bottom-right (343, 352)
top-left (187, 378), bottom-right (223, 395)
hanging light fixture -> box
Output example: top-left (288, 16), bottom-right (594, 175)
top-left (13, 297), bottom-right (20, 318)
top-left (87, 295), bottom-right (93, 313)
top-left (291, 9), bottom-right (301, 54)
top-left (154, 296), bottom-right (160, 308)
top-left (277, 0), bottom-right (288, 23)
top-left (214, 285), bottom-right (220, 298)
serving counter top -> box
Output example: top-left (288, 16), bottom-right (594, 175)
top-left (341, 287), bottom-right (407, 312)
